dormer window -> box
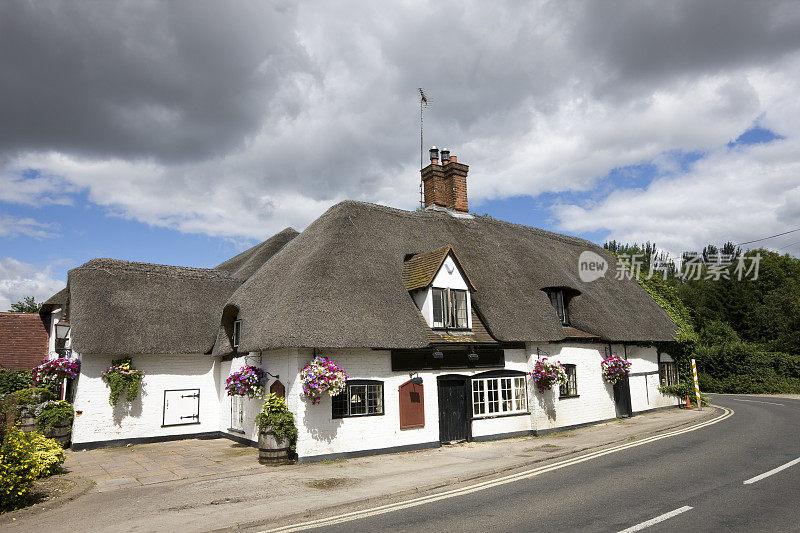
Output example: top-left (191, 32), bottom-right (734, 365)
top-left (232, 319), bottom-right (242, 348)
top-left (432, 288), bottom-right (468, 329)
top-left (547, 289), bottom-right (570, 325)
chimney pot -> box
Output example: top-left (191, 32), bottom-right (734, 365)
top-left (440, 149), bottom-right (450, 164)
top-left (450, 154), bottom-right (457, 163)
top-left (429, 146), bottom-right (439, 165)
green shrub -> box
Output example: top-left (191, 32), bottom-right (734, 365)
top-left (0, 428), bottom-right (38, 512)
top-left (20, 431), bottom-right (65, 478)
top-left (0, 370), bottom-right (32, 395)
top-left (13, 387), bottom-right (56, 406)
top-left (693, 342), bottom-right (800, 394)
top-left (255, 393), bottom-right (298, 453)
top-left (34, 401), bottom-right (74, 434)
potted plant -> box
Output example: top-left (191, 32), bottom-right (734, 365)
top-left (299, 356), bottom-right (347, 404)
top-left (225, 365), bottom-right (266, 398)
top-left (34, 400), bottom-right (74, 446)
top-left (101, 357), bottom-right (145, 407)
top-left (601, 355), bottom-right (632, 385)
top-left (529, 358), bottom-right (568, 394)
top-left (255, 393), bottom-right (297, 465)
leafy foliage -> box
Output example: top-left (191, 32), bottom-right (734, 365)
top-left (13, 388), bottom-right (56, 406)
top-left (0, 370), bottom-right (33, 395)
top-left (255, 393), bottom-right (298, 453)
top-left (0, 428), bottom-right (38, 512)
top-left (101, 357), bottom-right (145, 407)
top-left (8, 296), bottom-right (41, 313)
top-left (34, 400), bottom-right (74, 434)
top-left (19, 431), bottom-right (65, 479)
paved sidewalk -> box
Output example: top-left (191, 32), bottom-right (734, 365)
top-left (4, 406), bottom-right (712, 532)
top-left (64, 437), bottom-right (261, 491)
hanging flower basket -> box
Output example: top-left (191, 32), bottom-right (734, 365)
top-left (601, 356), bottom-right (632, 385)
top-left (300, 356), bottom-right (347, 405)
top-left (101, 357), bottom-right (145, 407)
top-left (32, 358), bottom-right (81, 385)
top-left (529, 358), bottom-right (568, 394)
top-left (225, 365), bottom-right (266, 398)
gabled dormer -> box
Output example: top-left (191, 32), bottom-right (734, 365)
top-left (403, 245), bottom-right (476, 331)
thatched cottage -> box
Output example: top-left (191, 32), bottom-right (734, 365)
top-left (41, 149), bottom-right (679, 461)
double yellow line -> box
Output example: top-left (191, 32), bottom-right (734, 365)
top-left (262, 406), bottom-right (734, 533)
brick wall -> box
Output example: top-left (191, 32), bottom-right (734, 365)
top-left (0, 313), bottom-right (49, 370)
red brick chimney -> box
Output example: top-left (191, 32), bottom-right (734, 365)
top-left (420, 146), bottom-right (469, 212)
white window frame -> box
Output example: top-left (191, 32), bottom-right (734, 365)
top-left (232, 319), bottom-right (242, 348)
top-left (471, 376), bottom-right (528, 418)
top-left (431, 287), bottom-right (469, 330)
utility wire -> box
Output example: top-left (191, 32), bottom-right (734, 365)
top-left (734, 227), bottom-right (800, 246)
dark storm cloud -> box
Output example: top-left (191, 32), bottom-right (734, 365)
top-left (0, 0), bottom-right (312, 162)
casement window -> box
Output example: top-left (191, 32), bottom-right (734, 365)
top-left (230, 395), bottom-right (244, 432)
top-left (659, 362), bottom-right (678, 386)
top-left (232, 319), bottom-right (242, 348)
top-left (471, 376), bottom-right (528, 417)
top-left (332, 380), bottom-right (384, 418)
top-left (432, 288), bottom-right (469, 329)
top-left (559, 364), bottom-right (578, 398)
top-left (547, 289), bottom-right (570, 325)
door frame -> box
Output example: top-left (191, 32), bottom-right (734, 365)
top-left (436, 374), bottom-right (471, 443)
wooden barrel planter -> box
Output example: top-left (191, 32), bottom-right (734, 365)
top-left (258, 429), bottom-right (292, 465)
top-left (43, 419), bottom-right (72, 446)
top-left (17, 413), bottom-right (36, 433)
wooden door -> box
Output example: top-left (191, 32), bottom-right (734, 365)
top-left (437, 377), bottom-right (468, 443)
top-left (613, 377), bottom-right (633, 418)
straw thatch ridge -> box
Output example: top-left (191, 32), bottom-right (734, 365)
top-left (215, 228), bottom-right (299, 280)
top-left (68, 258), bottom-right (240, 355)
top-left (228, 201), bottom-right (676, 351)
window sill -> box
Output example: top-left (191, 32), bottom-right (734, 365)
top-left (470, 411), bottom-right (530, 421)
top-left (332, 412), bottom-right (385, 420)
top-left (559, 394), bottom-right (580, 399)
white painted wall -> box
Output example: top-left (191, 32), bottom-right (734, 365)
top-left (626, 345), bottom-right (678, 411)
top-left (71, 354), bottom-right (221, 445)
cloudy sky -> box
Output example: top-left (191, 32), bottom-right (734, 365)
top-left (2, 0), bottom-right (800, 310)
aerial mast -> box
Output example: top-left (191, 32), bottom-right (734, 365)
top-left (419, 88), bottom-right (430, 208)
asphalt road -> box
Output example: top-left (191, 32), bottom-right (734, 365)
top-left (307, 395), bottom-right (800, 532)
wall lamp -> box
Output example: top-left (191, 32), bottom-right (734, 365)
top-left (54, 321), bottom-right (71, 340)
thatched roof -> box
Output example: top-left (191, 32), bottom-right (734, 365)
top-left (39, 287), bottom-right (68, 315)
top-left (68, 259), bottom-right (240, 355)
top-left (215, 228), bottom-right (298, 280)
top-left (228, 201), bottom-right (676, 351)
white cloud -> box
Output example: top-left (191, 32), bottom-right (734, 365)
top-left (0, 1), bottom-right (799, 249)
top-left (0, 215), bottom-right (59, 239)
top-left (0, 258), bottom-right (65, 312)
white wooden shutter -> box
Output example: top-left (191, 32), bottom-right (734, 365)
top-left (162, 389), bottom-right (200, 426)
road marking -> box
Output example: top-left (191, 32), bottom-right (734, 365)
top-left (260, 406), bottom-right (733, 533)
top-left (729, 398), bottom-right (784, 406)
top-left (617, 506), bottom-right (693, 533)
top-left (744, 456), bottom-right (800, 485)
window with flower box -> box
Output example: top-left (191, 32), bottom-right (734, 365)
top-left (332, 380), bottom-right (384, 418)
top-left (471, 376), bottom-right (527, 417)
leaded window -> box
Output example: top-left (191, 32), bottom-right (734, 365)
top-left (560, 364), bottom-right (578, 397)
top-left (659, 362), bottom-right (678, 386)
top-left (332, 380), bottom-right (384, 418)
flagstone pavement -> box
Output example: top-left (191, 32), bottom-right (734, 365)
top-left (63, 438), bottom-right (261, 492)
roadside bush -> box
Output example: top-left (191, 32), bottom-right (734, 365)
top-left (658, 380), bottom-right (710, 406)
top-left (0, 428), bottom-right (38, 512)
top-left (256, 393), bottom-right (298, 454)
top-left (693, 342), bottom-right (800, 394)
top-left (20, 431), bottom-right (65, 478)
top-left (0, 370), bottom-right (32, 395)
top-left (34, 401), bottom-right (74, 434)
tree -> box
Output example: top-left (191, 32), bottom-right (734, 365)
top-left (8, 296), bottom-right (41, 313)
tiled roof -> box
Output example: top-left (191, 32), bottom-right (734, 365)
top-left (402, 245), bottom-right (476, 291)
top-left (424, 308), bottom-right (498, 345)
